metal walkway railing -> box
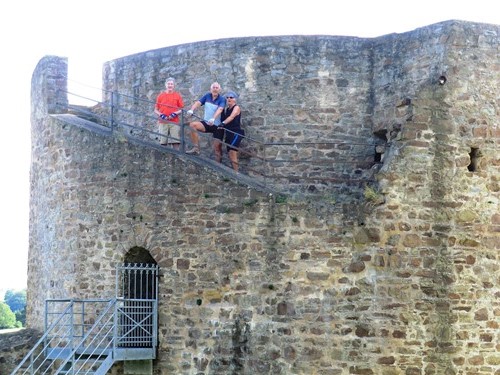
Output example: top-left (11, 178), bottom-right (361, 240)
top-left (54, 83), bottom-right (384, 199)
top-left (11, 264), bottom-right (158, 375)
top-left (10, 298), bottom-right (157, 375)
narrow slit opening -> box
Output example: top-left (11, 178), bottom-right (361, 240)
top-left (467, 147), bottom-right (480, 172)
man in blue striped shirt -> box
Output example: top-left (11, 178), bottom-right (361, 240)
top-left (185, 82), bottom-right (227, 159)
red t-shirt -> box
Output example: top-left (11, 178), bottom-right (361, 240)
top-left (155, 91), bottom-right (184, 123)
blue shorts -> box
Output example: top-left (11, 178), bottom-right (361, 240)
top-left (224, 128), bottom-right (245, 151)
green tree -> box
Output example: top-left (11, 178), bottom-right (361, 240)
top-left (3, 289), bottom-right (26, 326)
top-left (15, 309), bottom-right (26, 326)
top-left (0, 301), bottom-right (17, 329)
top-left (4, 289), bottom-right (26, 313)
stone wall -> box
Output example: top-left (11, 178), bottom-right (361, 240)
top-left (21, 20), bottom-right (500, 375)
top-left (101, 33), bottom-right (379, 196)
top-left (0, 329), bottom-right (42, 374)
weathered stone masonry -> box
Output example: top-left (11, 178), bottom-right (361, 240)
top-left (4, 20), bottom-right (498, 375)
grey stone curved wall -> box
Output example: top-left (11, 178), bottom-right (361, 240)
top-left (24, 20), bottom-right (500, 375)
top-left (102, 34), bottom-right (382, 195)
top-left (103, 35), bottom-right (374, 139)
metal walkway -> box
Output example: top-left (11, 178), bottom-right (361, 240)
top-left (11, 264), bottom-right (158, 375)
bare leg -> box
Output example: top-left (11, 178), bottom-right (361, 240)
top-left (214, 141), bottom-right (223, 163)
top-left (189, 123), bottom-right (201, 147)
top-left (186, 121), bottom-right (206, 154)
top-left (229, 150), bottom-right (239, 171)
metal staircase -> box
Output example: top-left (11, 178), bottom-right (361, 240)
top-left (11, 264), bottom-right (158, 375)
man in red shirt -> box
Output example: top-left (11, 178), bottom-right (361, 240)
top-left (154, 78), bottom-right (184, 149)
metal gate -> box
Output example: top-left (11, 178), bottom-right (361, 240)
top-left (115, 263), bottom-right (159, 348)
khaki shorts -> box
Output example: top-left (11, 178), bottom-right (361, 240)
top-left (159, 121), bottom-right (181, 144)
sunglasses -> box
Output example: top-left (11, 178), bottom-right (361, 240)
top-left (226, 96), bottom-right (234, 99)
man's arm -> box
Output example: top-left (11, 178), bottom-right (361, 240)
top-left (187, 100), bottom-right (201, 116)
top-left (213, 106), bottom-right (224, 120)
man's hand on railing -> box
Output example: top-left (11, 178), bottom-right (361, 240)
top-left (187, 110), bottom-right (194, 116)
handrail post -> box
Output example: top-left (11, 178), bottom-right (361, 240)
top-left (43, 299), bottom-right (49, 363)
top-left (263, 143), bottom-right (267, 188)
top-left (71, 302), bottom-right (75, 357)
top-left (110, 91), bottom-right (116, 132)
top-left (113, 298), bottom-right (118, 358)
top-left (44, 299), bottom-right (48, 333)
top-left (180, 112), bottom-right (186, 152)
top-left (81, 300), bottom-right (85, 339)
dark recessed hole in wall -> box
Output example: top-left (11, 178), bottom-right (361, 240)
top-left (468, 147), bottom-right (480, 172)
top-left (438, 75), bottom-right (447, 85)
top-left (375, 150), bottom-right (382, 162)
top-left (373, 129), bottom-right (387, 141)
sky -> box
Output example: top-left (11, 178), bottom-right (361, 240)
top-left (0, 0), bottom-right (498, 296)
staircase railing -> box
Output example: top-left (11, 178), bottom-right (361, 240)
top-left (59, 89), bottom-right (271, 186)
top-left (54, 85), bottom-right (384, 198)
top-left (10, 301), bottom-right (75, 374)
top-left (12, 297), bottom-right (158, 375)
top-left (52, 299), bottom-right (116, 375)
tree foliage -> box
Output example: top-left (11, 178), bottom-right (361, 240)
top-left (2, 289), bottom-right (26, 327)
top-left (0, 301), bottom-right (17, 329)
top-left (4, 289), bottom-right (26, 313)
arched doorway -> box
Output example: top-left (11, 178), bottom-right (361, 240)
top-left (116, 247), bottom-right (158, 349)
top-left (120, 247), bottom-right (158, 300)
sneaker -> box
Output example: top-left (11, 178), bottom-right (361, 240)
top-left (185, 147), bottom-right (200, 155)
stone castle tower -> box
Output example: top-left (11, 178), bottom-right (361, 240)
top-left (10, 20), bottom-right (500, 374)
